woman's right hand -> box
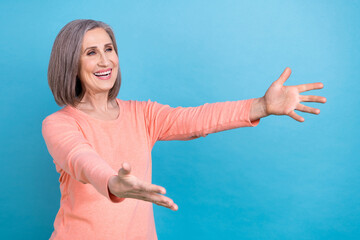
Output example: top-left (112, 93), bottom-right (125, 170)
top-left (108, 162), bottom-right (178, 211)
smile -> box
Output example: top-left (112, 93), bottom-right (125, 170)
top-left (93, 68), bottom-right (112, 80)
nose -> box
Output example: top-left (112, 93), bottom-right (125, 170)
top-left (98, 51), bottom-right (110, 66)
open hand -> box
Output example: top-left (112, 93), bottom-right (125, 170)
top-left (262, 67), bottom-right (327, 122)
top-left (108, 162), bottom-right (178, 211)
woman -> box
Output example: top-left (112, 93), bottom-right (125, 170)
top-left (42, 19), bottom-right (326, 239)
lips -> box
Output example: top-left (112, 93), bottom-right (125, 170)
top-left (93, 68), bottom-right (112, 80)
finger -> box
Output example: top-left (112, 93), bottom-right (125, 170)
top-left (172, 203), bottom-right (179, 211)
top-left (296, 82), bottom-right (324, 93)
top-left (134, 192), bottom-right (177, 210)
top-left (120, 187), bottom-right (179, 211)
top-left (296, 103), bottom-right (320, 114)
top-left (136, 181), bottom-right (166, 195)
top-left (300, 95), bottom-right (327, 103)
top-left (118, 162), bottom-right (131, 176)
top-left (276, 67), bottom-right (292, 85)
top-left (288, 110), bottom-right (304, 122)
top-left (151, 194), bottom-right (178, 210)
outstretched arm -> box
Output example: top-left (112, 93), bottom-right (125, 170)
top-left (42, 116), bottom-right (123, 203)
top-left (144, 99), bottom-right (259, 144)
top-left (249, 67), bottom-right (327, 122)
top-left (43, 115), bottom-right (178, 210)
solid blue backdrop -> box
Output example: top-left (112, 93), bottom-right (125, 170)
top-left (0, 0), bottom-right (359, 239)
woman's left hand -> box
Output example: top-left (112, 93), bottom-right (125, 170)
top-left (250, 67), bottom-right (327, 122)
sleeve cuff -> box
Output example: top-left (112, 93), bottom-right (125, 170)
top-left (243, 98), bottom-right (260, 127)
top-left (105, 174), bottom-right (125, 203)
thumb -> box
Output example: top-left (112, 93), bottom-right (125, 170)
top-left (276, 67), bottom-right (292, 85)
top-left (118, 162), bottom-right (132, 176)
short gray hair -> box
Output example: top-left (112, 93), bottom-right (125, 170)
top-left (48, 19), bottom-right (121, 107)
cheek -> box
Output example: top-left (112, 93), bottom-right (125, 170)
top-left (80, 58), bottom-right (97, 75)
top-left (112, 57), bottom-right (119, 67)
top-left (110, 53), bottom-right (119, 65)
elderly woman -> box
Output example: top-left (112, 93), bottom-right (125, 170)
top-left (42, 19), bottom-right (326, 239)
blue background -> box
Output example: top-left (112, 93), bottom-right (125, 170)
top-left (1, 0), bottom-right (359, 239)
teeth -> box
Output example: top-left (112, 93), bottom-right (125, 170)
top-left (94, 70), bottom-right (111, 76)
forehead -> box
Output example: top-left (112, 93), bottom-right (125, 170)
top-left (82, 28), bottom-right (113, 49)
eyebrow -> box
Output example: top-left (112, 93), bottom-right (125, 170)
top-left (83, 43), bottom-right (113, 53)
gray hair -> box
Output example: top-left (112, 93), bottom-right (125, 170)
top-left (48, 19), bottom-right (121, 107)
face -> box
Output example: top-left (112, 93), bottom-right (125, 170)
top-left (78, 28), bottom-right (119, 95)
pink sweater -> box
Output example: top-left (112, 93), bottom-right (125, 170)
top-left (42, 98), bottom-right (259, 240)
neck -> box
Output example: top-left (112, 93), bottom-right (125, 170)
top-left (77, 91), bottom-right (116, 112)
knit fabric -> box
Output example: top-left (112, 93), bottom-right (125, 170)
top-left (42, 98), bottom-right (260, 240)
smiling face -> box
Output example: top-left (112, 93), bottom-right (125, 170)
top-left (78, 28), bottom-right (119, 96)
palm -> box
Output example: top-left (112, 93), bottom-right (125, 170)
top-left (109, 162), bottom-right (178, 211)
top-left (264, 68), bottom-right (326, 122)
top-left (265, 83), bottom-right (300, 115)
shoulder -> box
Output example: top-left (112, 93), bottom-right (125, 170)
top-left (117, 98), bottom-right (164, 111)
top-left (42, 106), bottom-right (78, 127)
top-left (117, 99), bottom-right (150, 106)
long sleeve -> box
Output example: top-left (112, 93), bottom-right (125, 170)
top-left (43, 98), bottom-right (259, 239)
top-left (42, 115), bottom-right (123, 203)
top-left (144, 98), bottom-right (260, 145)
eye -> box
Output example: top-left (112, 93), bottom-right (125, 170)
top-left (87, 51), bottom-right (95, 56)
top-left (105, 47), bottom-right (113, 52)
